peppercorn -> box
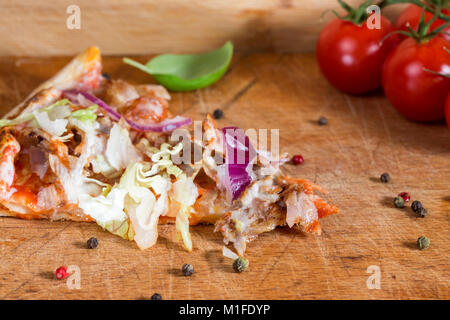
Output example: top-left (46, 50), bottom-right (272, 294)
top-left (380, 172), bottom-right (390, 183)
top-left (102, 72), bottom-right (111, 80)
top-left (213, 109), bottom-right (224, 119)
top-left (417, 207), bottom-right (428, 218)
top-left (411, 200), bottom-right (423, 213)
top-left (233, 257), bottom-right (249, 273)
top-left (292, 154), bottom-right (304, 165)
top-left (398, 192), bottom-right (410, 203)
top-left (150, 293), bottom-right (162, 300)
top-left (393, 196), bottom-right (405, 208)
top-left (55, 266), bottom-right (69, 280)
top-left (417, 236), bottom-right (430, 250)
top-left (87, 237), bottom-right (98, 249)
top-left (182, 264), bottom-right (194, 276)
top-left (318, 116), bottom-right (328, 126)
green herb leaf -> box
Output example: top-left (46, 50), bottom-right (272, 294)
top-left (123, 41), bottom-right (233, 91)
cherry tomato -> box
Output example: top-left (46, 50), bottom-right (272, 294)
top-left (445, 94), bottom-right (450, 129)
top-left (382, 36), bottom-right (450, 122)
top-left (316, 16), bottom-right (398, 94)
top-left (395, 5), bottom-right (450, 42)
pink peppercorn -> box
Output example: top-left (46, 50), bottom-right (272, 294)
top-left (292, 155), bottom-right (304, 165)
top-left (398, 192), bottom-right (410, 203)
top-left (55, 266), bottom-right (69, 280)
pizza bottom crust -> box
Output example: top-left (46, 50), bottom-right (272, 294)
top-left (0, 208), bottom-right (93, 222)
top-left (0, 208), bottom-right (219, 225)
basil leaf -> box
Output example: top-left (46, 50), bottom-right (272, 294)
top-left (123, 41), bottom-right (233, 91)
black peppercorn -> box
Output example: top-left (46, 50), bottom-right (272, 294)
top-left (86, 237), bottom-right (98, 249)
top-left (417, 207), bottom-right (428, 218)
top-left (318, 116), bottom-right (328, 126)
top-left (182, 264), bottom-right (194, 276)
top-left (102, 72), bottom-right (111, 80)
top-left (411, 200), bottom-right (423, 213)
top-left (150, 293), bottom-right (162, 300)
top-left (393, 196), bottom-right (405, 208)
top-left (213, 109), bottom-right (224, 119)
top-left (417, 236), bottom-right (430, 250)
top-left (233, 257), bottom-right (249, 273)
top-left (380, 173), bottom-right (390, 183)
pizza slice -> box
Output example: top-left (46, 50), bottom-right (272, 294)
top-left (0, 47), bottom-right (338, 255)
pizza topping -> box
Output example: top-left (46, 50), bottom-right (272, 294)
top-left (105, 123), bottom-right (142, 171)
top-left (0, 130), bottom-right (20, 201)
top-left (65, 90), bottom-right (192, 133)
top-left (221, 126), bottom-right (256, 202)
top-left (103, 79), bottom-right (139, 109)
top-left (222, 246), bottom-right (239, 260)
top-left (33, 107), bottom-right (69, 137)
top-left (285, 189), bottom-right (320, 233)
top-left (123, 97), bottom-right (168, 124)
top-left (36, 185), bottom-right (60, 211)
top-left (171, 174), bottom-right (198, 251)
top-left (0, 99), bottom-right (71, 130)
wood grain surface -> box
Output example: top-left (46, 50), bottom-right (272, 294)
top-left (0, 0), bottom-right (406, 56)
top-left (0, 53), bottom-right (449, 300)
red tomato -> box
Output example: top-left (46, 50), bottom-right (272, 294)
top-left (316, 16), bottom-right (399, 94)
top-left (445, 94), bottom-right (450, 129)
top-left (382, 36), bottom-right (450, 122)
top-left (395, 5), bottom-right (450, 41)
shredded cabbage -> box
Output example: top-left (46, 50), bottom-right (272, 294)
top-left (70, 105), bottom-right (98, 122)
top-left (0, 99), bottom-right (72, 128)
top-left (105, 123), bottom-right (142, 171)
top-left (33, 109), bottom-right (69, 136)
top-left (91, 155), bottom-right (120, 179)
top-left (76, 139), bottom-right (199, 250)
top-left (171, 173), bottom-right (198, 252)
top-left (122, 163), bottom-right (170, 249)
top-left (0, 99), bottom-right (99, 139)
top-left (135, 141), bottom-right (197, 251)
top-left (222, 246), bottom-right (239, 260)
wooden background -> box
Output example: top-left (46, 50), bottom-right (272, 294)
top-left (0, 0), bottom-right (406, 56)
top-left (0, 53), bottom-right (448, 300)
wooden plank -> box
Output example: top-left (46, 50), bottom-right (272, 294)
top-left (0, 53), bottom-right (449, 299)
top-left (0, 0), bottom-right (406, 56)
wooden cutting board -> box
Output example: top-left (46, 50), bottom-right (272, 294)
top-left (0, 53), bottom-right (448, 300)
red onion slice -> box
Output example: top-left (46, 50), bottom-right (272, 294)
top-left (221, 126), bottom-right (256, 201)
top-left (63, 90), bottom-right (191, 132)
